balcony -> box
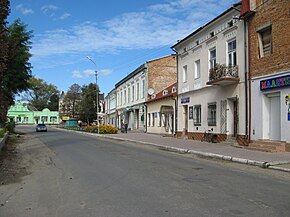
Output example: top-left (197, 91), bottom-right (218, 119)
top-left (206, 64), bottom-right (239, 86)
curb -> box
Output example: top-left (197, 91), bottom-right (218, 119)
top-left (55, 128), bottom-right (289, 172)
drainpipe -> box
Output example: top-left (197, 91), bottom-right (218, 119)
top-left (244, 18), bottom-right (249, 145)
top-left (144, 104), bottom-right (147, 133)
top-left (171, 48), bottom-right (178, 137)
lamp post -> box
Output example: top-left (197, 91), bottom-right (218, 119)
top-left (86, 56), bottom-right (99, 134)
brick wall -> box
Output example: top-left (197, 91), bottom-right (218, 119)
top-left (147, 55), bottom-right (177, 94)
top-left (248, 0), bottom-right (290, 77)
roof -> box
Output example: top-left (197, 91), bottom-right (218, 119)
top-left (171, 2), bottom-right (241, 49)
top-left (115, 64), bottom-right (146, 88)
top-left (146, 83), bottom-right (177, 103)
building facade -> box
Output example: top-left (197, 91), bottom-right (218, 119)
top-left (172, 3), bottom-right (248, 144)
top-left (146, 83), bottom-right (177, 135)
top-left (115, 55), bottom-right (177, 132)
top-left (104, 88), bottom-right (117, 127)
top-left (241, 0), bottom-right (290, 150)
top-left (7, 102), bottom-right (60, 125)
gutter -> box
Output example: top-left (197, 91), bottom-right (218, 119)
top-left (171, 47), bottom-right (178, 137)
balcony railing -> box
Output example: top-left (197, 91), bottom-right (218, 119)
top-left (207, 64), bottom-right (239, 86)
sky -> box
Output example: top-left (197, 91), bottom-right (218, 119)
top-left (8, 0), bottom-right (237, 95)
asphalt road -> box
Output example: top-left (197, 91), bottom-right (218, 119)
top-left (1, 125), bottom-right (290, 217)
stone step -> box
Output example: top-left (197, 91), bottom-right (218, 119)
top-left (248, 140), bottom-right (287, 152)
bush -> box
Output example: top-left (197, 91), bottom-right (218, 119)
top-left (0, 128), bottom-right (7, 138)
top-left (6, 121), bottom-right (15, 133)
top-left (85, 125), bottom-right (118, 134)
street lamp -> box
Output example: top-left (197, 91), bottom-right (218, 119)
top-left (86, 56), bottom-right (99, 134)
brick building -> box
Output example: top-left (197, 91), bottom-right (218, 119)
top-left (241, 0), bottom-right (290, 151)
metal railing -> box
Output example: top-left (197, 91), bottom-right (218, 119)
top-left (209, 64), bottom-right (239, 81)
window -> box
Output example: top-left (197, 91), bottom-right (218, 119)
top-left (141, 80), bottom-right (145, 99)
top-left (209, 48), bottom-right (216, 69)
top-left (194, 105), bottom-right (201, 126)
top-left (41, 116), bottom-right (48, 122)
top-left (147, 113), bottom-right (151, 126)
top-left (258, 26), bottom-right (272, 57)
top-left (124, 90), bottom-right (127, 104)
top-left (132, 85), bottom-right (135, 102)
top-left (195, 60), bottom-right (200, 79)
top-left (128, 87), bottom-right (130, 103)
top-left (137, 83), bottom-right (140, 100)
top-left (16, 117), bottom-right (21, 123)
top-left (151, 113), bottom-right (155, 127)
top-left (228, 39), bottom-right (237, 66)
top-left (207, 103), bottom-right (216, 126)
top-left (50, 116), bottom-right (57, 122)
top-left (23, 117), bottom-right (29, 123)
top-left (182, 65), bottom-right (188, 82)
top-left (120, 91), bottom-right (123, 105)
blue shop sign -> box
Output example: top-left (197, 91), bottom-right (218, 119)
top-left (181, 97), bottom-right (190, 104)
top-left (260, 74), bottom-right (290, 91)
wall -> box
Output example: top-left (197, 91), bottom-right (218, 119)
top-left (147, 98), bottom-right (175, 134)
top-left (248, 0), bottom-right (290, 78)
top-left (147, 55), bottom-right (177, 94)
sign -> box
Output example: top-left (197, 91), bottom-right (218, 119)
top-left (260, 75), bottom-right (290, 91)
top-left (288, 113), bottom-right (290, 121)
top-left (189, 106), bottom-right (193, 119)
top-left (181, 97), bottom-right (190, 104)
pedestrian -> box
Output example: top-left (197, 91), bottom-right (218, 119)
top-left (124, 122), bottom-right (128, 133)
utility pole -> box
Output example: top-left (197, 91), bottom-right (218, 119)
top-left (86, 56), bottom-right (99, 134)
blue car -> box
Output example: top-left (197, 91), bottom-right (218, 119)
top-left (36, 124), bottom-right (47, 132)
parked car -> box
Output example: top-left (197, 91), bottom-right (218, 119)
top-left (36, 124), bottom-right (47, 132)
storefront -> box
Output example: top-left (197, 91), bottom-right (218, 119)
top-left (251, 72), bottom-right (290, 143)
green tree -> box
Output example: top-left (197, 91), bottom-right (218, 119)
top-left (61, 84), bottom-right (82, 118)
top-left (79, 83), bottom-right (98, 124)
top-left (0, 16), bottom-right (33, 127)
top-left (0, 0), bottom-right (10, 127)
top-left (23, 77), bottom-right (60, 111)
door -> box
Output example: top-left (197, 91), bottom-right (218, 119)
top-left (233, 100), bottom-right (238, 137)
top-left (269, 96), bottom-right (281, 141)
top-left (183, 105), bottom-right (188, 135)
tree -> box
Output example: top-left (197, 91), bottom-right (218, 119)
top-left (23, 77), bottom-right (60, 111)
top-left (78, 83), bottom-right (98, 124)
top-left (0, 16), bottom-right (33, 127)
top-left (0, 0), bottom-right (10, 127)
top-left (60, 84), bottom-right (81, 118)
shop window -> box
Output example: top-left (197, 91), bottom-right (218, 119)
top-left (207, 103), bottom-right (216, 126)
top-left (194, 105), bottom-right (201, 126)
top-left (41, 116), bottom-right (48, 122)
top-left (50, 116), bottom-right (57, 122)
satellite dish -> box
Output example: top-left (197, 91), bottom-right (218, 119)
top-left (148, 88), bottom-right (155, 96)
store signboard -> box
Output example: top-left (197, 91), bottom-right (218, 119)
top-left (260, 75), bottom-right (290, 91)
top-left (181, 97), bottom-right (190, 104)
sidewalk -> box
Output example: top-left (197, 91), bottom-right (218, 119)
top-left (58, 128), bottom-right (290, 173)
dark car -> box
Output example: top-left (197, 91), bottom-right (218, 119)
top-left (36, 124), bottom-right (47, 132)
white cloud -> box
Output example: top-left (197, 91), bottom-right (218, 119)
top-left (32, 0), bottom-right (237, 58)
top-left (15, 4), bottom-right (34, 15)
top-left (60, 12), bottom-right (71, 20)
top-left (41, 4), bottom-right (58, 16)
top-left (83, 69), bottom-right (96, 76)
top-left (72, 70), bottom-right (83, 78)
top-left (99, 69), bottom-right (113, 75)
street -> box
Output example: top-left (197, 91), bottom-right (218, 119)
top-left (1, 125), bottom-right (290, 217)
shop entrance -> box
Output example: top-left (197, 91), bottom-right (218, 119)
top-left (269, 95), bottom-right (281, 141)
